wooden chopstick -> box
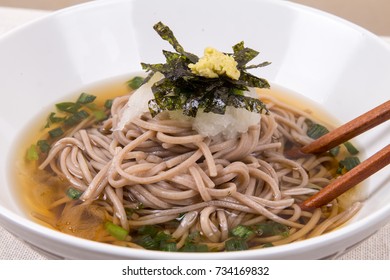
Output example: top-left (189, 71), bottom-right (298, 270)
top-left (301, 100), bottom-right (390, 154)
top-left (300, 144), bottom-right (390, 210)
top-left (299, 100), bottom-right (390, 210)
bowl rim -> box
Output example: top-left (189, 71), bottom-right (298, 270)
top-left (0, 196), bottom-right (388, 259)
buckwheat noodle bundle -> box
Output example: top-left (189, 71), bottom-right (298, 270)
top-left (37, 93), bottom-right (361, 251)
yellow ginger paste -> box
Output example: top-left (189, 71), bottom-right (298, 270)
top-left (189, 47), bottom-right (240, 80)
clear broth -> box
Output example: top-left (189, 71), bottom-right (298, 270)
top-left (11, 76), bottom-right (365, 247)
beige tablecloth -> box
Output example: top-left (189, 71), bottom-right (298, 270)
top-left (0, 6), bottom-right (389, 260)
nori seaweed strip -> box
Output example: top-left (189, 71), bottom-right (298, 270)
top-left (245, 61), bottom-right (272, 70)
top-left (238, 71), bottom-right (270, 89)
top-left (143, 22), bottom-right (271, 118)
top-left (232, 44), bottom-right (260, 68)
top-left (153, 22), bottom-right (198, 63)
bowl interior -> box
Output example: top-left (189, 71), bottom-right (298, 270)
top-left (0, 0), bottom-right (390, 259)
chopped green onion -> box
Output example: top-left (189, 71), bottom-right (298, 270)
top-left (160, 241), bottom-right (177, 252)
top-left (225, 238), bottom-right (248, 251)
top-left (136, 234), bottom-right (160, 250)
top-left (124, 203), bottom-right (144, 218)
top-left (180, 243), bottom-right (208, 252)
top-left (137, 225), bottom-right (160, 237)
top-left (230, 225), bottom-right (254, 240)
top-left (48, 127), bottom-right (64, 138)
top-left (104, 221), bottom-right (129, 241)
top-left (64, 110), bottom-right (89, 126)
top-left (134, 226), bottom-right (177, 251)
top-left (154, 231), bottom-right (171, 242)
top-left (186, 231), bottom-right (201, 244)
top-left (104, 99), bottom-right (113, 109)
top-left (253, 221), bottom-right (290, 237)
top-left (124, 208), bottom-right (135, 218)
top-left (92, 110), bottom-right (107, 121)
top-left (344, 142), bottom-right (359, 155)
top-left (305, 118), bottom-right (315, 128)
top-left (338, 156), bottom-right (360, 173)
top-left (307, 123), bottom-right (329, 139)
top-left (66, 187), bottom-right (82, 200)
top-left (48, 112), bottom-right (65, 124)
top-left (76, 92), bottom-right (96, 104)
top-left (55, 102), bottom-right (81, 113)
top-left (127, 76), bottom-right (145, 90)
top-left (181, 231), bottom-right (207, 252)
top-left (26, 144), bottom-right (39, 161)
top-left (84, 103), bottom-right (107, 121)
top-left (37, 140), bottom-right (51, 153)
top-left (34, 93), bottom-right (114, 159)
top-left (84, 103), bottom-right (99, 111)
top-left (329, 146), bottom-right (340, 157)
top-left (45, 112), bottom-right (65, 128)
top-left (77, 109), bottom-right (90, 119)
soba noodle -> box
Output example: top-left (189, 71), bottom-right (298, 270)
top-left (16, 21), bottom-right (362, 252)
top-left (28, 89), bottom-right (361, 252)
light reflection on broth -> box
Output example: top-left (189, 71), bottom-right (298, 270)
top-left (12, 76), bottom-right (364, 252)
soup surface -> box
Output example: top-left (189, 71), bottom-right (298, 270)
top-left (12, 75), bottom-right (363, 252)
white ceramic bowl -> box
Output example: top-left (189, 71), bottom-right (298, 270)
top-left (0, 0), bottom-right (389, 259)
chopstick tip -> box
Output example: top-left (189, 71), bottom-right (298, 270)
top-left (299, 202), bottom-right (315, 211)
